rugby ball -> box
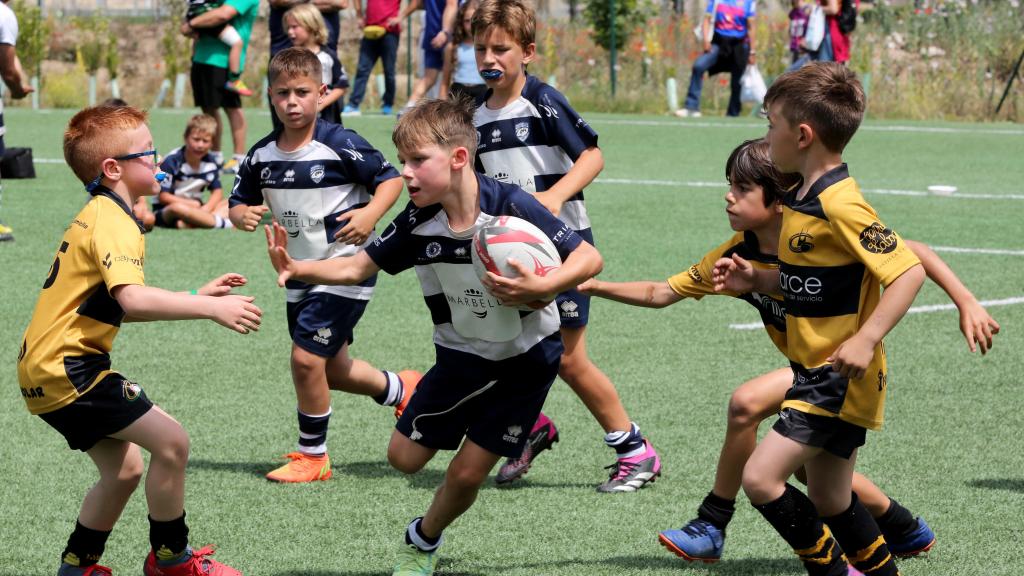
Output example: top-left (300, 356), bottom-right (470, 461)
top-left (472, 215), bottom-right (562, 310)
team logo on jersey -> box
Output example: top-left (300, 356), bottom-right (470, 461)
top-left (575, 117), bottom-right (588, 129)
top-left (859, 222), bottom-right (898, 254)
top-left (788, 231), bottom-right (815, 253)
top-left (491, 128), bottom-right (502, 143)
top-left (540, 104), bottom-right (559, 119)
top-left (877, 370), bottom-right (887, 391)
top-left (281, 210), bottom-right (301, 238)
top-left (503, 425), bottom-right (523, 443)
top-left (313, 327), bottom-right (333, 345)
top-left (122, 379), bottom-right (142, 402)
top-left (102, 252), bottom-right (112, 269)
top-left (455, 246), bottom-right (467, 257)
top-left (260, 167), bottom-right (272, 180)
top-left (688, 265), bottom-right (704, 284)
top-left (515, 121), bottom-right (530, 142)
top-left (426, 241), bottom-right (442, 258)
top-left (494, 172), bottom-right (511, 183)
top-left (310, 164), bottom-right (325, 184)
top-left (284, 169), bottom-right (295, 183)
top-left (341, 147), bottom-right (365, 162)
top-left (560, 300), bottom-right (579, 318)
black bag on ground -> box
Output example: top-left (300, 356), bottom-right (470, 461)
top-left (1, 147), bottom-right (36, 178)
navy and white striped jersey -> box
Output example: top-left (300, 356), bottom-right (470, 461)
top-left (230, 121), bottom-right (400, 302)
top-left (155, 147), bottom-right (222, 210)
top-left (473, 75), bottom-right (599, 234)
top-left (365, 174), bottom-right (582, 361)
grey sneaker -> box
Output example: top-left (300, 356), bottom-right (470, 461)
top-left (597, 439), bottom-right (661, 493)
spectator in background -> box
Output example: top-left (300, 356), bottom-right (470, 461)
top-left (788, 0), bottom-right (810, 67)
top-left (182, 0), bottom-right (259, 174)
top-left (439, 0), bottom-right (485, 102)
top-left (286, 3), bottom-right (349, 124)
top-left (390, 0), bottom-right (458, 114)
top-left (343, 0), bottom-right (403, 116)
top-left (0, 0), bottom-right (33, 242)
top-left (674, 0), bottom-right (757, 118)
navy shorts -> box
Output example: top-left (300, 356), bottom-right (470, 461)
top-left (39, 372), bottom-right (154, 452)
top-left (772, 407), bottom-right (866, 459)
top-left (287, 292), bottom-right (368, 358)
top-left (396, 334), bottom-right (563, 458)
top-left (422, 45), bottom-right (444, 70)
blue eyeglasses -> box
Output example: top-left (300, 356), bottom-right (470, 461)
top-left (86, 150), bottom-right (165, 193)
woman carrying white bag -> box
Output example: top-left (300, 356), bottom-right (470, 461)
top-left (674, 0), bottom-right (757, 118)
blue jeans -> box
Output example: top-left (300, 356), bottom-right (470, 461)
top-left (348, 32), bottom-right (400, 108)
top-left (684, 43), bottom-right (745, 117)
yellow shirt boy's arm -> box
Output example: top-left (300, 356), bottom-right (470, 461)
top-left (112, 283), bottom-right (262, 334)
top-left (535, 146), bottom-right (603, 216)
top-left (582, 278), bottom-right (684, 309)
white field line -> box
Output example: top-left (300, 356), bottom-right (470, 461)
top-left (591, 177), bottom-right (1024, 201)
top-left (729, 296), bottom-right (1024, 331)
top-left (585, 117), bottom-right (1024, 136)
top-left (930, 246), bottom-right (1024, 256)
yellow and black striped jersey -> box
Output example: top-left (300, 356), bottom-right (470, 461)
top-left (17, 187), bottom-right (146, 415)
top-left (668, 231), bottom-right (787, 356)
top-left (779, 165), bottom-right (920, 430)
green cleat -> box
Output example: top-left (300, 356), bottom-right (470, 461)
top-left (393, 543), bottom-right (439, 576)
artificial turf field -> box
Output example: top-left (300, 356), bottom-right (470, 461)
top-left (1, 107), bottom-right (1022, 575)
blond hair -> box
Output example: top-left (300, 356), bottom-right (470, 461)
top-left (392, 97), bottom-right (477, 157)
top-left (472, 0), bottom-right (536, 48)
top-left (285, 3), bottom-right (329, 48)
top-left (64, 105), bottom-right (148, 185)
top-left (184, 114), bottom-right (217, 139)
top-left (764, 62), bottom-right (865, 153)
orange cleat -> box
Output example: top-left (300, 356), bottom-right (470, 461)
top-left (265, 451), bottom-right (332, 483)
top-left (143, 546), bottom-right (241, 575)
top-left (394, 370), bottom-right (422, 419)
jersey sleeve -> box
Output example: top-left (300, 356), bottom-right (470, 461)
top-left (229, 151), bottom-right (264, 207)
top-left (746, 0), bottom-right (757, 18)
top-left (0, 9), bottom-right (18, 45)
top-left (830, 196), bottom-right (921, 287)
top-left (210, 170), bottom-right (223, 192)
top-left (334, 58), bottom-right (350, 90)
top-left (666, 236), bottom-right (738, 299)
top-left (363, 203), bottom-right (418, 275)
top-left (535, 85), bottom-right (599, 162)
top-left (339, 132), bottom-right (400, 193)
top-left (505, 186), bottom-right (582, 260)
top-left (92, 207), bottom-right (146, 290)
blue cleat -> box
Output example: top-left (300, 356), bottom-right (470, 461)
top-left (658, 518), bottom-right (725, 563)
top-left (887, 517), bottom-right (935, 558)
top-left (342, 104), bottom-right (362, 117)
top-left (381, 105), bottom-right (393, 115)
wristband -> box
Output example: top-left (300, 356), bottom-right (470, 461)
top-left (190, 289), bottom-right (198, 295)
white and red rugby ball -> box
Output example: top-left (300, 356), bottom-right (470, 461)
top-left (472, 215), bottom-right (562, 310)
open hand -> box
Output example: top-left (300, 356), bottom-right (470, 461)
top-left (959, 299), bottom-right (1000, 354)
top-left (211, 294), bottom-right (263, 334)
top-left (265, 222), bottom-right (297, 286)
top-left (712, 253), bottom-right (755, 293)
top-left (198, 273), bottom-right (248, 296)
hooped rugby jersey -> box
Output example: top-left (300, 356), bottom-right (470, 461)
top-left (365, 174), bottom-right (582, 361)
top-left (474, 75), bottom-right (599, 235)
top-left (230, 121), bottom-right (400, 302)
top-left (667, 231), bottom-right (787, 355)
top-left (155, 147), bottom-right (222, 211)
top-left (18, 187), bottom-right (146, 415)
top-left (779, 164), bottom-right (920, 430)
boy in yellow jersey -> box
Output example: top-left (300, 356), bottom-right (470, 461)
top-left (18, 105), bottom-right (261, 576)
top-left (714, 63), bottom-right (925, 576)
top-left (580, 139), bottom-right (999, 564)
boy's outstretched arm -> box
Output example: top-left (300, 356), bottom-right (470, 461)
top-left (266, 222), bottom-right (380, 286)
top-left (229, 203), bottom-right (270, 231)
top-left (535, 147), bottom-right (603, 217)
top-left (112, 284), bottom-right (262, 334)
top-left (334, 177), bottom-right (404, 246)
top-left (906, 239), bottom-right (1000, 354)
top-left (828, 263), bottom-right (925, 379)
top-left (578, 278), bottom-right (683, 309)
top-left (483, 241), bottom-right (603, 307)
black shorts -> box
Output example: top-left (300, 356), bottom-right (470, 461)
top-left (772, 407), bottom-right (866, 459)
top-left (191, 62), bottom-right (241, 110)
top-left (396, 335), bottom-right (562, 458)
top-left (39, 372), bottom-right (154, 452)
top-left (286, 291), bottom-right (369, 358)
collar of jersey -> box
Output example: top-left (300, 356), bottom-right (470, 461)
top-left (786, 163), bottom-right (850, 206)
top-left (741, 230), bottom-right (779, 264)
top-left (90, 185), bottom-right (147, 234)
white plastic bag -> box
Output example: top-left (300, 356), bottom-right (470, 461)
top-left (804, 3), bottom-right (826, 52)
top-left (740, 64), bottom-right (767, 104)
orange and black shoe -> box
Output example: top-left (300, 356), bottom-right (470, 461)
top-left (143, 546), bottom-right (241, 575)
top-left (394, 370), bottom-right (422, 419)
top-left (265, 451), bottom-right (332, 483)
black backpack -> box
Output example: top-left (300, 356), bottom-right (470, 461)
top-left (838, 0), bottom-right (857, 33)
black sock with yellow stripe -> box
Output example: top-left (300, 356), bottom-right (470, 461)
top-left (823, 493), bottom-right (900, 576)
top-left (753, 484), bottom-right (847, 576)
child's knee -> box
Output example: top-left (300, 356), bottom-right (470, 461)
top-left (153, 428), bottom-right (191, 470)
top-left (445, 460), bottom-right (489, 490)
top-left (741, 465), bottom-right (775, 503)
top-left (557, 349), bottom-right (590, 384)
top-left (291, 347), bottom-right (326, 376)
top-left (387, 444), bottom-right (425, 475)
top-left (728, 387), bottom-right (769, 428)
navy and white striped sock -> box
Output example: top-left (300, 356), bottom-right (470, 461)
top-left (297, 407), bottom-right (331, 455)
top-left (373, 371), bottom-right (403, 406)
top-left (604, 422), bottom-right (646, 458)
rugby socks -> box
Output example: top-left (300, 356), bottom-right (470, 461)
top-left (298, 407), bottom-right (332, 455)
top-left (823, 493), bottom-right (900, 576)
top-left (697, 491), bottom-right (737, 532)
top-left (149, 513), bottom-right (191, 565)
top-left (214, 214), bottom-right (233, 229)
top-left (60, 520), bottom-right (111, 569)
top-left (405, 517), bottom-right (443, 552)
top-left (752, 484), bottom-right (846, 576)
top-left (604, 422), bottom-right (645, 458)
top-left (874, 498), bottom-right (917, 543)
top-left (373, 370), bottom-right (404, 406)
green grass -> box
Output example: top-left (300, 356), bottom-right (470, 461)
top-left (1, 108), bottom-right (1022, 575)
